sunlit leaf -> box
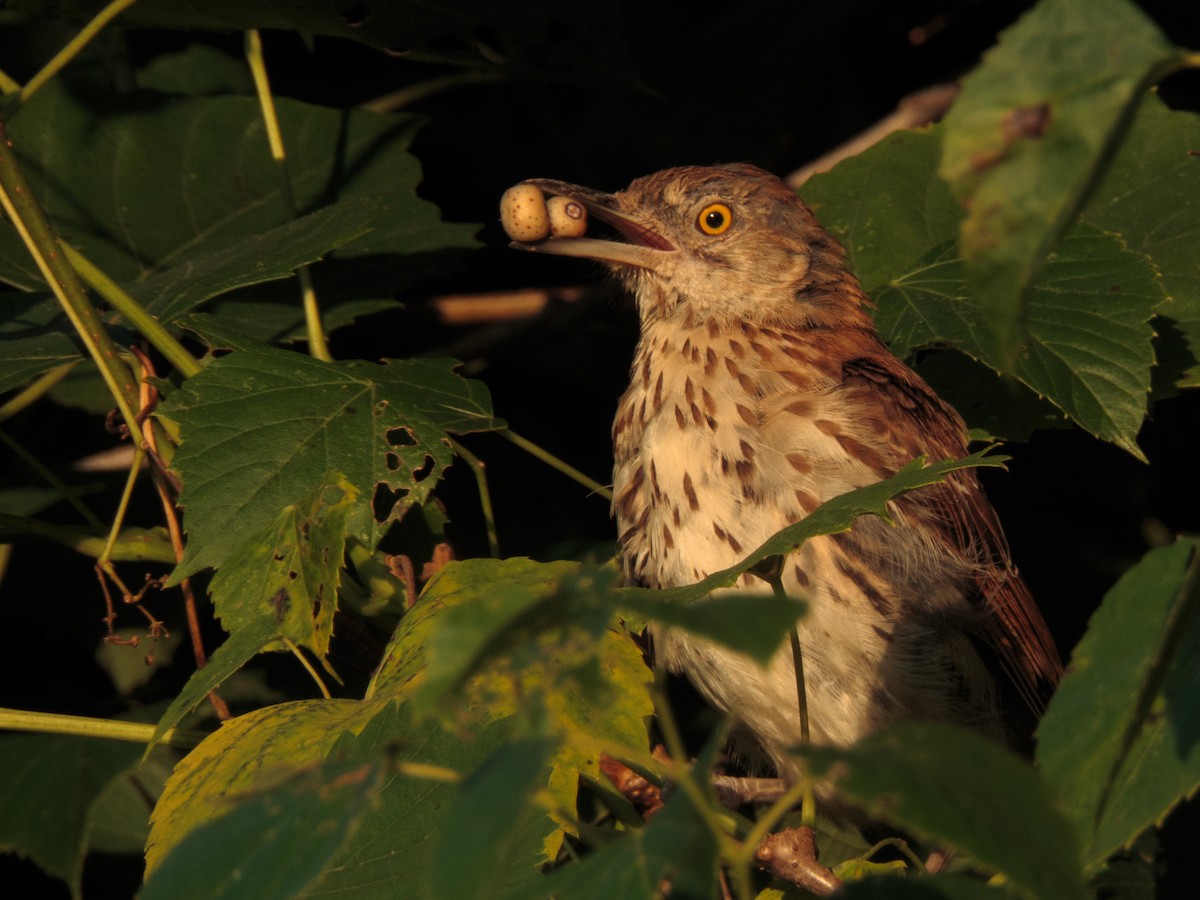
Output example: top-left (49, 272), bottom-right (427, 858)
top-left (1036, 537), bottom-right (1200, 872)
top-left (803, 128), bottom-right (1162, 455)
top-left (802, 722), bottom-right (1087, 900)
top-left (147, 699), bottom-right (369, 872)
top-left (208, 473), bottom-right (357, 659)
top-left (142, 757), bottom-right (385, 900)
top-left (158, 347), bottom-right (501, 580)
top-left (371, 557), bottom-right (654, 862)
top-left (937, 0), bottom-right (1181, 363)
top-left (147, 698), bottom-right (548, 898)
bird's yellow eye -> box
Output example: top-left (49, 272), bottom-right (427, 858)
top-left (697, 203), bottom-right (733, 235)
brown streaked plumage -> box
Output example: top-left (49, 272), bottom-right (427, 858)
top-left (509, 163), bottom-right (1061, 777)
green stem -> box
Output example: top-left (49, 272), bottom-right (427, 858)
top-left (244, 29), bottom-right (332, 363)
top-left (96, 442), bottom-right (148, 571)
top-left (650, 677), bottom-right (750, 896)
top-left (449, 437), bottom-right (500, 557)
top-left (0, 427), bottom-right (106, 531)
top-left (64, 244), bottom-right (201, 379)
top-left (0, 125), bottom-right (141, 435)
top-left (766, 566), bottom-right (816, 828)
top-left (736, 777), bottom-right (810, 859)
top-left (283, 637), bottom-right (333, 700)
top-left (0, 362), bottom-right (77, 422)
top-left (0, 67), bottom-right (20, 95)
top-left (0, 705), bottom-right (206, 749)
top-left (500, 428), bottom-right (613, 501)
top-left (0, 513), bottom-right (175, 563)
top-left (861, 837), bottom-right (929, 875)
top-left (15, 0), bottom-right (143, 109)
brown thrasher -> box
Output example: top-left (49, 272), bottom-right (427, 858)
top-left (508, 163), bottom-right (1062, 778)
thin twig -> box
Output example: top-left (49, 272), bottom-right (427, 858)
top-left (0, 427), bottom-right (106, 532)
top-left (500, 428), bottom-right (613, 501)
top-left (786, 84), bottom-right (960, 188)
top-left (283, 637), bottom-right (333, 699)
top-left (244, 29), bottom-right (332, 362)
top-left (131, 349), bottom-right (230, 720)
top-left (0, 705), bottom-right (206, 749)
top-left (14, 0), bottom-right (142, 108)
top-left (64, 244), bottom-right (201, 379)
top-left (448, 438), bottom-right (500, 557)
top-left (0, 362), bottom-right (79, 423)
top-left (359, 70), bottom-right (502, 113)
top-left (0, 125), bottom-right (141, 434)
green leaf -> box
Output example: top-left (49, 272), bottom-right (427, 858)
top-left (937, 0), bottom-right (1181, 364)
top-left (86, 751), bottom-right (174, 856)
top-left (509, 788), bottom-right (719, 900)
top-left (618, 450), bottom-right (1009, 609)
top-left (800, 128), bottom-right (963, 296)
top-left (0, 296), bottom-right (82, 395)
top-left (395, 558), bottom-right (590, 711)
top-left (142, 756), bottom-right (386, 900)
top-left (157, 346), bottom-right (501, 581)
top-left (184, 297), bottom-right (399, 347)
top-left (882, 225), bottom-right (1158, 457)
top-left (315, 704), bottom-right (547, 897)
top-left (134, 43), bottom-right (254, 96)
top-left (209, 473), bottom-right (356, 659)
top-left (1036, 537), bottom-right (1200, 872)
top-left (803, 127), bottom-right (1162, 455)
top-left (147, 699), bottom-right (367, 872)
top-left (2, 81), bottom-right (475, 287)
top-left (12, 1), bottom-right (650, 88)
top-left (802, 722), bottom-right (1087, 900)
top-left (371, 557), bottom-right (654, 862)
top-left (148, 698), bottom-right (548, 898)
top-left (148, 623), bottom-right (275, 750)
top-left (127, 199), bottom-right (379, 323)
top-left (617, 591), bottom-right (805, 668)
top-left (429, 737), bottom-right (558, 900)
top-left (1082, 96), bottom-right (1200, 388)
top-left (837, 876), bottom-right (1019, 900)
top-left (0, 733), bottom-right (142, 898)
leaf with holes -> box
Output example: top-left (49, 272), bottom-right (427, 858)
top-left (158, 346), bottom-right (503, 581)
top-left (207, 473), bottom-right (357, 660)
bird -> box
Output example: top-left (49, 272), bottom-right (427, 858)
top-left (506, 163), bottom-right (1062, 781)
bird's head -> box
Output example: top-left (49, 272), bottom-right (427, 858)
top-left (507, 163), bottom-right (871, 330)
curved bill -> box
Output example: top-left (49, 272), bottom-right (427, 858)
top-left (509, 178), bottom-right (676, 270)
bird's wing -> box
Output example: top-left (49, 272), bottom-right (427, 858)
top-left (841, 352), bottom-right (1062, 717)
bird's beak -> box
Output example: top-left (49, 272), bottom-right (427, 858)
top-left (510, 178), bottom-right (676, 269)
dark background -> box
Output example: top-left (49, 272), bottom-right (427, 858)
top-left (1, 1), bottom-right (1198, 895)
